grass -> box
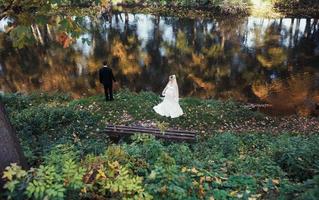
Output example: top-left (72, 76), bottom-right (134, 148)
top-left (1, 90), bottom-right (319, 199)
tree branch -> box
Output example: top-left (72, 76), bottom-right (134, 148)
top-left (0, 0), bottom-right (15, 20)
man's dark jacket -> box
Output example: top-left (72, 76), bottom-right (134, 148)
top-left (99, 67), bottom-right (116, 86)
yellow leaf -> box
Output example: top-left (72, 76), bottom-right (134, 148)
top-left (181, 167), bottom-right (187, 173)
top-left (214, 177), bottom-right (222, 184)
top-left (230, 190), bottom-right (238, 197)
top-left (205, 176), bottom-right (213, 182)
top-left (148, 171), bottom-right (156, 179)
top-left (81, 187), bottom-right (87, 194)
top-left (192, 180), bottom-right (199, 186)
top-left (191, 167), bottom-right (198, 173)
top-left (200, 176), bottom-right (205, 183)
top-left (272, 179), bottom-right (280, 185)
top-left (2, 170), bottom-right (13, 181)
top-left (96, 169), bottom-right (106, 179)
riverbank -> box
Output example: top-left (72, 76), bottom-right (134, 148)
top-left (111, 5), bottom-right (249, 19)
top-left (111, 1), bottom-right (319, 18)
top-left (1, 91), bottom-right (319, 199)
top-left (3, 90), bottom-right (319, 135)
top-left (2, 0), bottom-right (319, 23)
top-left (57, 1), bottom-right (319, 19)
top-left (1, 90), bottom-right (319, 160)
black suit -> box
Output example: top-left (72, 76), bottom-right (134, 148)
top-left (99, 66), bottom-right (116, 101)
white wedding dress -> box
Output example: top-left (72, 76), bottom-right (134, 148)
top-left (153, 75), bottom-right (183, 118)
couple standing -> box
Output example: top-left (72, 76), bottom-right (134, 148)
top-left (99, 61), bottom-right (183, 118)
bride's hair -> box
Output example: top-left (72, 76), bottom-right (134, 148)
top-left (169, 74), bottom-right (176, 81)
top-left (167, 75), bottom-right (179, 102)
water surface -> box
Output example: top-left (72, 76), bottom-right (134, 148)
top-left (0, 13), bottom-right (319, 115)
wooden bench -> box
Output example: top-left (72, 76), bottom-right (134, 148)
top-left (103, 125), bottom-right (196, 142)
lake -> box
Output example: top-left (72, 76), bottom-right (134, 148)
top-left (0, 13), bottom-right (319, 115)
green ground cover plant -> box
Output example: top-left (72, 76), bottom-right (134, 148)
top-left (1, 91), bottom-right (319, 199)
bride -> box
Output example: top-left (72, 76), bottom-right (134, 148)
top-left (153, 75), bottom-right (183, 118)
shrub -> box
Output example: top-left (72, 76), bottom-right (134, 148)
top-left (167, 143), bottom-right (193, 165)
top-left (8, 103), bottom-right (106, 165)
top-left (2, 145), bottom-right (152, 200)
top-left (123, 134), bottom-right (165, 166)
top-left (271, 135), bottom-right (319, 181)
top-left (2, 92), bottom-right (319, 199)
top-left (0, 92), bottom-right (70, 112)
top-left (272, 0), bottom-right (319, 8)
top-left (2, 148), bottom-right (85, 200)
top-left (195, 132), bottom-right (241, 159)
top-left (82, 160), bottom-right (152, 199)
top-left (299, 175), bottom-right (319, 199)
top-left (146, 165), bottom-right (193, 199)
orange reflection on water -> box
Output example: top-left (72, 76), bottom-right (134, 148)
top-left (252, 73), bottom-right (319, 115)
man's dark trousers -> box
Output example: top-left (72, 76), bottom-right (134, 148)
top-left (104, 84), bottom-right (113, 101)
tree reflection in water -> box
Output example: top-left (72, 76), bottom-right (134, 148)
top-left (0, 14), bottom-right (318, 115)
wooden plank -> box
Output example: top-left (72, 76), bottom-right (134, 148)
top-left (107, 125), bottom-right (196, 134)
top-left (104, 127), bottom-right (195, 138)
top-left (106, 126), bottom-right (195, 135)
top-left (103, 125), bottom-right (196, 142)
top-left (108, 126), bottom-right (195, 134)
top-left (105, 126), bottom-right (195, 135)
top-left (107, 132), bottom-right (194, 141)
top-left (104, 129), bottom-right (195, 139)
top-left (106, 130), bottom-right (195, 141)
top-left (106, 131), bottom-right (195, 141)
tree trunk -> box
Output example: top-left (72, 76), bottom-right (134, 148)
top-left (0, 102), bottom-right (27, 187)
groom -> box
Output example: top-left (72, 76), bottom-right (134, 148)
top-left (99, 61), bottom-right (116, 101)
